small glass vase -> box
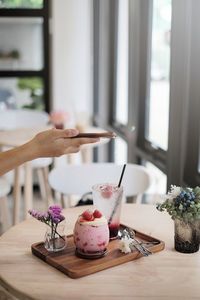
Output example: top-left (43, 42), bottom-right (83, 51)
top-left (44, 222), bottom-right (66, 252)
top-left (174, 219), bottom-right (200, 253)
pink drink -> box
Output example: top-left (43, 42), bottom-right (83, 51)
top-left (92, 183), bottom-right (123, 239)
top-left (73, 210), bottom-right (109, 255)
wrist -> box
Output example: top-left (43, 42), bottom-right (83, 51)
top-left (20, 140), bottom-right (39, 162)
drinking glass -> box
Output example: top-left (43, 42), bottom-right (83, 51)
top-left (92, 183), bottom-right (123, 239)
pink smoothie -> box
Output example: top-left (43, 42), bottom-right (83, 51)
top-left (74, 214), bottom-right (109, 253)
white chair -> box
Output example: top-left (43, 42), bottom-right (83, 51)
top-left (48, 163), bottom-right (153, 206)
top-left (0, 177), bottom-right (11, 233)
top-left (0, 109), bottom-right (53, 223)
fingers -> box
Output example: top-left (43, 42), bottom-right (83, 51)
top-left (64, 146), bottom-right (80, 154)
top-left (60, 137), bottom-right (100, 156)
top-left (52, 128), bottom-right (79, 139)
top-left (72, 137), bottom-right (100, 146)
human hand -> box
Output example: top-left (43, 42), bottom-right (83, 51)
top-left (28, 128), bottom-right (100, 158)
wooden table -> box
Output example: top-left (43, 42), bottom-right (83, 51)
top-left (0, 204), bottom-right (199, 300)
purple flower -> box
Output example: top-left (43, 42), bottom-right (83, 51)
top-left (52, 217), bottom-right (60, 224)
top-left (48, 205), bottom-right (62, 214)
top-left (29, 205), bottom-right (65, 227)
top-left (59, 215), bottom-right (65, 222)
top-left (29, 209), bottom-right (37, 218)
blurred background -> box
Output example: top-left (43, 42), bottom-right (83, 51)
top-left (0, 0), bottom-right (199, 203)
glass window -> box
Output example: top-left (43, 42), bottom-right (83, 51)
top-left (115, 0), bottom-right (129, 125)
top-left (0, 17), bottom-right (43, 70)
top-left (0, 77), bottom-right (44, 110)
top-left (146, 0), bottom-right (172, 150)
top-left (114, 137), bottom-right (128, 164)
top-left (0, 0), bottom-right (43, 9)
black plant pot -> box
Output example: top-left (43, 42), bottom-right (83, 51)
top-left (174, 219), bottom-right (200, 253)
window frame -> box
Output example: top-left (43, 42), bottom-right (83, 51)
top-left (184, 0), bottom-right (200, 187)
top-left (93, 0), bottom-right (200, 190)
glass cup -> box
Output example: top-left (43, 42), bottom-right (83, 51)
top-left (92, 183), bottom-right (123, 239)
top-left (44, 221), bottom-right (67, 252)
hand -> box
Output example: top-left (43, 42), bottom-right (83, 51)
top-left (29, 128), bottom-right (100, 158)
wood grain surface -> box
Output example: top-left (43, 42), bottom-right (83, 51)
top-left (1, 204), bottom-right (200, 300)
top-left (31, 225), bottom-right (164, 278)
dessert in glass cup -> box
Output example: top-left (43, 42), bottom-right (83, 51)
top-left (73, 209), bottom-right (109, 258)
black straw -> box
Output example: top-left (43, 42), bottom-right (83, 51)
top-left (118, 164), bottom-right (126, 187)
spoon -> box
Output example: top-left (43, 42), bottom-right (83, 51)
top-left (118, 229), bottom-right (151, 256)
top-left (128, 229), bottom-right (152, 256)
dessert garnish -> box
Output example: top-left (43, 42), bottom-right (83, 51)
top-left (81, 209), bottom-right (103, 221)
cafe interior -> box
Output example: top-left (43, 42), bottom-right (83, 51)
top-left (0, 0), bottom-right (200, 299)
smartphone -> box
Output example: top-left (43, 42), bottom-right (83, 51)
top-left (71, 131), bottom-right (116, 139)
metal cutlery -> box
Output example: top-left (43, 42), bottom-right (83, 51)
top-left (119, 228), bottom-right (152, 256)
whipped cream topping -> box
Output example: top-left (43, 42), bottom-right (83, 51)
top-left (78, 215), bottom-right (108, 226)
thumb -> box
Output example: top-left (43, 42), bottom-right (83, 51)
top-left (64, 128), bottom-right (79, 137)
top-left (53, 128), bottom-right (79, 138)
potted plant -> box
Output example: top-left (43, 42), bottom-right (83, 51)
top-left (29, 205), bottom-right (66, 252)
top-left (157, 186), bottom-right (200, 253)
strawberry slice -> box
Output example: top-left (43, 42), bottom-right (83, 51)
top-left (101, 185), bottom-right (113, 198)
top-left (82, 210), bottom-right (94, 221)
top-left (93, 209), bottom-right (102, 218)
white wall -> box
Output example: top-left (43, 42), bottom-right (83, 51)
top-left (51, 0), bottom-right (93, 125)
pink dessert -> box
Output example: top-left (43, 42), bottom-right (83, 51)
top-left (73, 209), bottom-right (109, 255)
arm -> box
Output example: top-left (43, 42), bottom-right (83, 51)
top-left (0, 128), bottom-right (99, 176)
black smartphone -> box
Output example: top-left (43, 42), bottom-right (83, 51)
top-left (71, 131), bottom-right (116, 139)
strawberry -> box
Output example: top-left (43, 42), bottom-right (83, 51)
top-left (79, 217), bottom-right (87, 222)
top-left (82, 210), bottom-right (94, 221)
top-left (101, 185), bottom-right (113, 198)
top-left (93, 209), bottom-right (102, 218)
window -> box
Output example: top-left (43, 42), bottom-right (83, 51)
top-left (115, 0), bottom-right (129, 126)
top-left (0, 77), bottom-right (44, 110)
top-left (0, 0), bottom-right (50, 112)
top-left (146, 0), bottom-right (172, 150)
top-left (135, 0), bottom-right (172, 190)
top-left (0, 0), bottom-right (43, 9)
top-left (0, 17), bottom-right (43, 71)
top-left (110, 0), bottom-right (130, 162)
top-left (93, 0), bottom-right (200, 191)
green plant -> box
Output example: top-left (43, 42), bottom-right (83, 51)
top-left (157, 186), bottom-right (200, 221)
top-left (17, 77), bottom-right (44, 110)
top-left (10, 50), bottom-right (20, 59)
top-left (0, 0), bottom-right (43, 9)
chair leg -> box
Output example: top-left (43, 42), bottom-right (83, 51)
top-left (37, 167), bottom-right (53, 208)
top-left (37, 168), bottom-right (46, 201)
top-left (66, 154), bottom-right (76, 164)
top-left (0, 196), bottom-right (11, 232)
top-left (61, 193), bottom-right (65, 208)
top-left (13, 167), bottom-right (21, 225)
top-left (80, 148), bottom-right (93, 163)
top-left (24, 162), bottom-right (33, 219)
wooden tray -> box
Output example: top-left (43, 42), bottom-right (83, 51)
top-left (31, 224), bottom-right (165, 279)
